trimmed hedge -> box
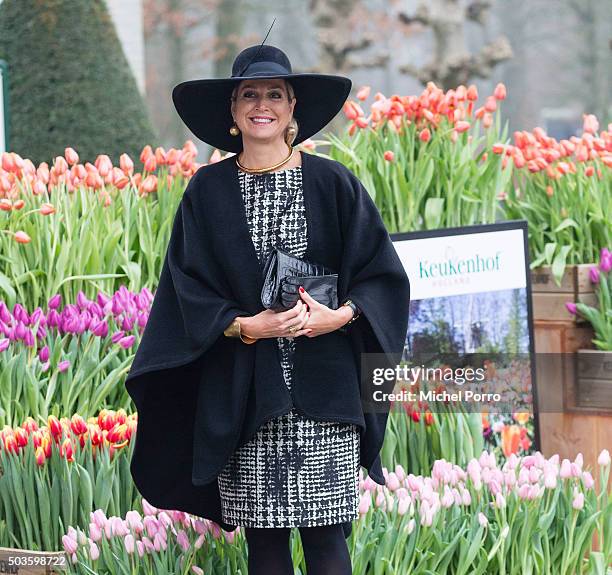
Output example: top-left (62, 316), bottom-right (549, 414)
top-left (0, 0), bottom-right (158, 165)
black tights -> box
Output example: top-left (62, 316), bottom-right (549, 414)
top-left (244, 524), bottom-right (352, 575)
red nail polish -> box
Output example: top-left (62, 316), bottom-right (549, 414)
top-left (299, 286), bottom-right (304, 293)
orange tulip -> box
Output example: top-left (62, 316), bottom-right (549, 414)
top-left (119, 153), bottom-right (134, 175)
top-left (95, 154), bottom-right (113, 177)
top-left (582, 114), bottom-right (599, 135)
top-left (466, 84), bottom-right (478, 101)
top-left (141, 174), bottom-right (158, 194)
top-left (183, 140), bottom-right (198, 157)
top-left (54, 156), bottom-right (68, 175)
top-left (501, 424), bottom-right (521, 457)
top-left (140, 144), bottom-right (153, 164)
top-left (356, 85), bottom-right (371, 101)
top-left (39, 203), bottom-right (55, 215)
top-left (64, 147), bottom-right (79, 166)
top-left (165, 148), bottom-right (180, 165)
top-left (493, 83), bottom-right (507, 100)
top-left (144, 155), bottom-right (157, 172)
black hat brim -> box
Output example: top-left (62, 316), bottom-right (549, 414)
top-left (172, 74), bottom-right (352, 153)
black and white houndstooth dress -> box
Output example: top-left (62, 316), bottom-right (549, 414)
top-left (217, 165), bottom-right (361, 528)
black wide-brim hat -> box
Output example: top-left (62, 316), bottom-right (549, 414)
top-left (172, 44), bottom-right (352, 153)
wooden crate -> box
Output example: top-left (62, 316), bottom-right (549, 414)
top-left (531, 264), bottom-right (597, 322)
top-left (572, 349), bottom-right (612, 413)
top-left (534, 320), bottom-right (612, 491)
top-left (0, 547), bottom-right (67, 574)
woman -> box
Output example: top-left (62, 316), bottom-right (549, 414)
top-left (125, 42), bottom-right (410, 574)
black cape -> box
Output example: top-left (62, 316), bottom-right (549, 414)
top-left (125, 150), bottom-right (411, 538)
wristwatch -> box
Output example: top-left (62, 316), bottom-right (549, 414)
top-left (223, 317), bottom-right (257, 344)
top-left (338, 299), bottom-right (361, 333)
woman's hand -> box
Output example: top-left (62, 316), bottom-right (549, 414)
top-left (238, 299), bottom-right (312, 339)
top-left (238, 287), bottom-right (352, 339)
top-left (297, 287), bottom-right (353, 337)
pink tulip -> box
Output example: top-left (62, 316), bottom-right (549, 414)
top-left (386, 472), bottom-right (400, 491)
top-left (88, 522), bottom-right (102, 542)
top-left (560, 459), bottom-right (572, 479)
top-left (88, 541), bottom-right (100, 561)
top-left (124, 534), bottom-right (135, 555)
top-left (397, 497), bottom-right (411, 515)
top-left (358, 493), bottom-right (371, 515)
top-left (598, 449), bottom-right (611, 467)
top-left (478, 512), bottom-right (488, 527)
top-left (582, 471), bottom-right (595, 489)
top-left (195, 533), bottom-right (206, 549)
top-left (176, 529), bottom-right (190, 551)
top-left (62, 534), bottom-right (78, 555)
top-left (572, 492), bottom-right (584, 510)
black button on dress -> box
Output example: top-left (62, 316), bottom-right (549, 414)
top-left (217, 165), bottom-right (361, 528)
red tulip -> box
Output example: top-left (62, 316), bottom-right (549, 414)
top-left (419, 128), bottom-right (431, 143)
top-left (383, 151), bottom-right (395, 162)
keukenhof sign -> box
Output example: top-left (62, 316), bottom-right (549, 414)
top-left (387, 220), bottom-right (540, 452)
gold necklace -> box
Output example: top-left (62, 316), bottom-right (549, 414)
top-left (236, 144), bottom-right (294, 174)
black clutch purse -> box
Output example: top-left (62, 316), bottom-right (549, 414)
top-left (261, 247), bottom-right (339, 312)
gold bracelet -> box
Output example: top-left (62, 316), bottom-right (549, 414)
top-left (223, 318), bottom-right (258, 344)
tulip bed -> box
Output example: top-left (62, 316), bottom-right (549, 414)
top-left (1, 80), bottom-right (611, 573)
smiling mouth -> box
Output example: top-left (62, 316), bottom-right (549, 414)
top-left (250, 117), bottom-right (275, 125)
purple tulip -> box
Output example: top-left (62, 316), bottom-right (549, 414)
top-left (589, 266), bottom-right (600, 284)
top-left (48, 294), bottom-right (62, 309)
top-left (599, 250), bottom-right (612, 273)
top-left (565, 302), bottom-right (577, 315)
top-left (58, 360), bottom-right (71, 373)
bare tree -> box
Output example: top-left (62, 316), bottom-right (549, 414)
top-left (398, 0), bottom-right (513, 89)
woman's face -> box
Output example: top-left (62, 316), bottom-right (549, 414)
top-left (231, 78), bottom-right (296, 147)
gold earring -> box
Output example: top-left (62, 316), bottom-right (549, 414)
top-left (229, 123), bottom-right (240, 136)
top-left (285, 125), bottom-right (297, 144)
